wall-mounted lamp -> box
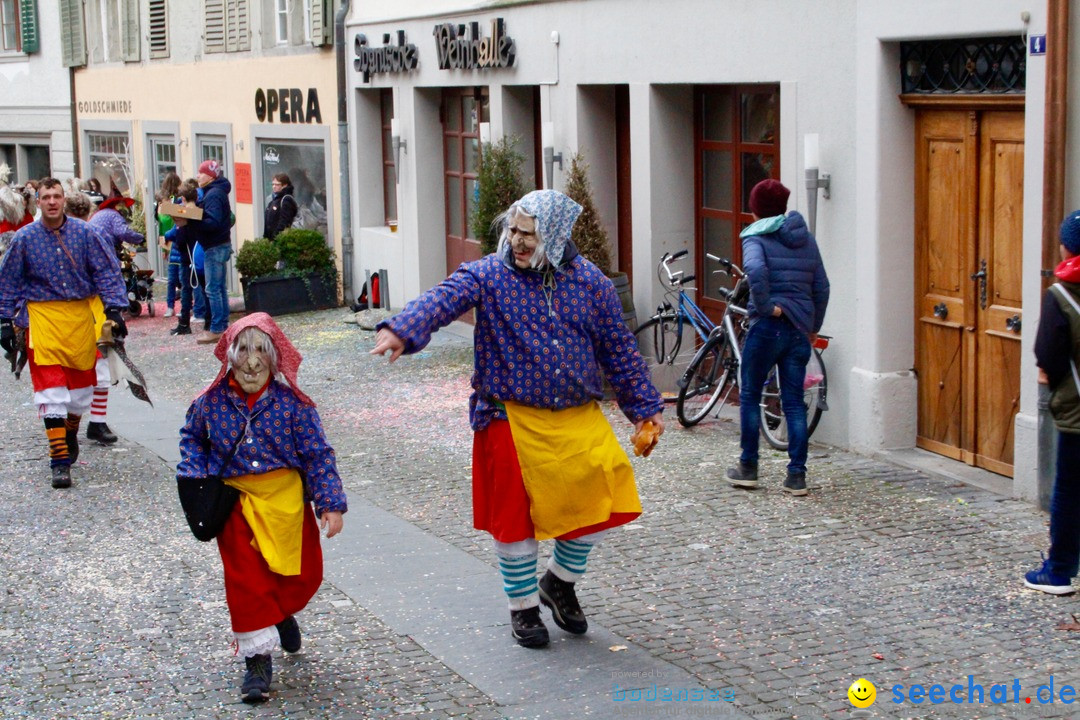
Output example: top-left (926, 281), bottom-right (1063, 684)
top-left (804, 133), bottom-right (830, 235)
top-left (235, 139), bottom-right (244, 151)
top-left (541, 121), bottom-right (563, 190)
top-left (391, 117), bottom-right (407, 184)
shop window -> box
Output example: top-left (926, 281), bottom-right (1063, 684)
top-left (259, 139), bottom-right (327, 238)
top-left (205, 0), bottom-right (249, 53)
top-left (695, 84), bottom-right (780, 321)
top-left (380, 89), bottom-right (396, 225)
top-left (86, 130), bottom-right (132, 196)
top-left (1, 141), bottom-right (50, 183)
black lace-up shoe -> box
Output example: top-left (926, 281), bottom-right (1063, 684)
top-left (783, 472), bottom-right (808, 496)
top-left (170, 323), bottom-right (191, 336)
top-left (538, 570), bottom-right (588, 635)
top-left (726, 461), bottom-right (758, 489)
top-left (241, 653), bottom-right (273, 704)
top-left (51, 464), bottom-right (72, 489)
top-left (276, 616), bottom-right (301, 653)
top-left (510, 606), bottom-right (549, 648)
top-left (66, 432), bottom-right (79, 464)
top-left (86, 422), bottom-right (118, 445)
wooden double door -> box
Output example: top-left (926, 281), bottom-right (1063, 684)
top-left (914, 108), bottom-right (1024, 477)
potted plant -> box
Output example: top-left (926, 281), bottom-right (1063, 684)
top-left (471, 135), bottom-right (529, 256)
top-left (564, 151), bottom-right (635, 328)
top-left (236, 229), bottom-right (339, 316)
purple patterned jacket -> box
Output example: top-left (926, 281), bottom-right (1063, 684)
top-left (0, 217), bottom-right (127, 320)
top-left (178, 379), bottom-right (348, 517)
top-left (380, 250), bottom-right (664, 431)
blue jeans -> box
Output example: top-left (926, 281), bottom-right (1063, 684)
top-left (738, 317), bottom-right (812, 474)
top-left (192, 270), bottom-right (208, 321)
top-left (202, 244), bottom-right (232, 333)
top-left (1048, 432), bottom-right (1080, 577)
top-left (165, 262), bottom-right (181, 307)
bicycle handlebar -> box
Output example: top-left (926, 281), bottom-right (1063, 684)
top-left (670, 249), bottom-right (689, 261)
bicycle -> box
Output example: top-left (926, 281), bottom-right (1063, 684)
top-left (675, 254), bottom-right (830, 451)
top-left (632, 250), bottom-right (716, 400)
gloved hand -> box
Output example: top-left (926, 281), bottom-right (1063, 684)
top-left (0, 318), bottom-right (14, 353)
top-left (105, 307), bottom-right (128, 338)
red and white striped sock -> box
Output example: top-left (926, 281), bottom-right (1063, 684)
top-left (90, 385), bottom-right (109, 423)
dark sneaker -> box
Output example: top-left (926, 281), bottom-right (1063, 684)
top-left (240, 653), bottom-right (272, 703)
top-left (51, 464), bottom-right (72, 489)
top-left (276, 616), bottom-right (301, 653)
top-left (86, 422), bottom-right (118, 445)
top-left (726, 461), bottom-right (758, 489)
top-left (783, 472), bottom-right (808, 496)
top-left (66, 432), bottom-right (79, 464)
top-left (170, 323), bottom-right (191, 336)
top-left (538, 570), bottom-right (588, 635)
top-left (1024, 558), bottom-right (1075, 595)
top-left (510, 606), bottom-right (549, 648)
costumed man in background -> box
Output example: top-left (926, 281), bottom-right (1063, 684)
top-left (0, 178), bottom-right (128, 488)
top-left (177, 313), bottom-right (346, 703)
top-left (66, 190), bottom-right (120, 445)
top-left (371, 190), bottom-right (664, 648)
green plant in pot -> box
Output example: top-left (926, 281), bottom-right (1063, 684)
top-left (471, 135), bottom-right (529, 256)
top-left (237, 229), bottom-right (338, 314)
top-left (564, 151), bottom-right (635, 328)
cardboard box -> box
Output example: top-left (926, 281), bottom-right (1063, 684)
top-left (158, 201), bottom-right (204, 221)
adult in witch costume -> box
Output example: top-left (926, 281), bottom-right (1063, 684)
top-left (0, 178), bottom-right (127, 489)
top-left (371, 190), bottom-right (664, 648)
top-left (177, 312), bottom-right (346, 703)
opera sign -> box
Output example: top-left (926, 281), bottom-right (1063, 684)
top-left (354, 30), bottom-right (419, 84)
top-left (255, 88), bottom-right (324, 124)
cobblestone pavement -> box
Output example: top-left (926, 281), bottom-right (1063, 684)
top-left (3, 306), bottom-right (1080, 719)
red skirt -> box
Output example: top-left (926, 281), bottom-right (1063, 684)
top-left (217, 501), bottom-right (323, 632)
top-left (472, 419), bottom-right (639, 544)
top-left (27, 345), bottom-right (97, 393)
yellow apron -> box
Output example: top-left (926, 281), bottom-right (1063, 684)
top-left (26, 298), bottom-right (98, 370)
top-left (225, 468), bottom-right (305, 576)
top-left (504, 400), bottom-right (641, 541)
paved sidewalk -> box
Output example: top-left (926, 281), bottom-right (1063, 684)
top-left (3, 306), bottom-right (1080, 719)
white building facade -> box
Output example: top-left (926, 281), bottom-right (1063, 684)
top-left (0, 1), bottom-right (73, 181)
top-left (345, 0), bottom-right (1080, 501)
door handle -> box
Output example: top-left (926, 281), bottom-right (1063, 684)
top-left (932, 302), bottom-right (948, 319)
top-left (1005, 314), bottom-right (1021, 333)
top-left (970, 259), bottom-right (987, 310)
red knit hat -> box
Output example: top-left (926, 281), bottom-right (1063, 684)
top-left (197, 160), bottom-right (220, 179)
top-left (748, 179), bottom-right (790, 218)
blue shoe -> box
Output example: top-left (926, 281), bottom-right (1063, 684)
top-left (276, 615), bottom-right (301, 653)
top-left (1024, 558), bottom-right (1075, 595)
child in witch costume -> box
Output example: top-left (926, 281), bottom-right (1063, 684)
top-left (178, 313), bottom-right (346, 702)
top-left (371, 189), bottom-right (664, 648)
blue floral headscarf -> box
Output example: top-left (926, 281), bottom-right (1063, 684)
top-left (497, 190), bottom-right (582, 270)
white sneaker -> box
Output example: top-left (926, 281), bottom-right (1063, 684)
top-left (163, 308), bottom-right (175, 318)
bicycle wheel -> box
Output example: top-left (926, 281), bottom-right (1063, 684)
top-left (676, 335), bottom-right (738, 427)
top-left (759, 347), bottom-right (827, 450)
top-left (634, 316), bottom-right (696, 401)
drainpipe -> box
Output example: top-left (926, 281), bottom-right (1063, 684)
top-left (69, 67), bottom-right (80, 176)
top-left (335, 0), bottom-right (354, 304)
top-left (1038, 0), bottom-right (1069, 510)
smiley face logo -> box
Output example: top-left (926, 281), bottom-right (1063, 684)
top-left (848, 678), bottom-right (876, 708)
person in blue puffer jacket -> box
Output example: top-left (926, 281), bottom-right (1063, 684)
top-left (726, 179), bottom-right (830, 497)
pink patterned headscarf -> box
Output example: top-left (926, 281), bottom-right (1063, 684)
top-left (201, 312), bottom-right (315, 406)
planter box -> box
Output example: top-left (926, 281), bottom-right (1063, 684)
top-left (241, 273), bottom-right (338, 316)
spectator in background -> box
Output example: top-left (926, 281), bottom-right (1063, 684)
top-left (84, 178), bottom-right (105, 207)
top-left (89, 196), bottom-right (144, 255)
top-left (187, 160), bottom-right (233, 345)
top-left (167, 180), bottom-right (204, 337)
top-left (263, 173), bottom-right (297, 241)
top-left (156, 173), bottom-right (182, 318)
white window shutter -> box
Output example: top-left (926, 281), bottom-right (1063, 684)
top-left (121, 0), bottom-right (140, 61)
top-left (225, 0), bottom-right (249, 52)
top-left (148, 0), bottom-right (168, 58)
top-left (59, 0), bottom-right (86, 67)
top-left (311, 0), bottom-right (332, 47)
top-left (204, 0), bottom-right (225, 53)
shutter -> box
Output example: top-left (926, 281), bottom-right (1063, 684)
top-left (18, 0), bottom-right (38, 53)
top-left (148, 0), bottom-right (168, 58)
top-left (59, 0), bottom-right (86, 67)
top-left (204, 0), bottom-right (225, 53)
top-left (120, 0), bottom-right (140, 61)
top-left (224, 0), bottom-right (249, 52)
top-left (310, 0), bottom-right (331, 47)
